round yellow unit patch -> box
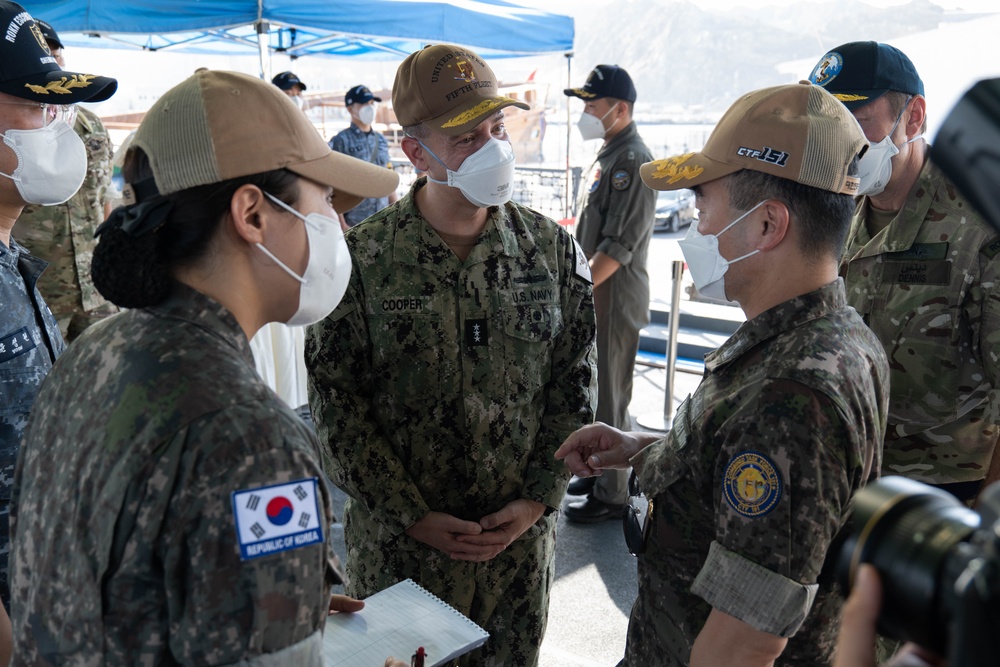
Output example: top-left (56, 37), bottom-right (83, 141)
top-left (722, 451), bottom-right (782, 518)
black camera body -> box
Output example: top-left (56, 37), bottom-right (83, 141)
top-left (836, 476), bottom-right (1000, 666)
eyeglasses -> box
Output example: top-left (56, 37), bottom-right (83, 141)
top-left (623, 469), bottom-right (652, 556)
top-left (0, 101), bottom-right (77, 128)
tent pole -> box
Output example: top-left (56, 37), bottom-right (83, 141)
top-left (256, 0), bottom-right (267, 80)
top-left (565, 52), bottom-right (573, 220)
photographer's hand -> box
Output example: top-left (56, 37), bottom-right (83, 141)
top-left (835, 564), bottom-right (947, 667)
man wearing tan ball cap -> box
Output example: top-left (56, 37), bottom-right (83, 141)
top-left (556, 81), bottom-right (889, 666)
top-left (307, 43), bottom-right (597, 666)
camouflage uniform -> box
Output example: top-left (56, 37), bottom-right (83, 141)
top-left (0, 238), bottom-right (64, 612)
top-left (15, 107), bottom-right (118, 342)
top-left (328, 123), bottom-right (392, 227)
top-left (622, 280), bottom-right (888, 666)
top-left (307, 178), bottom-right (597, 667)
top-left (842, 158), bottom-right (1000, 490)
top-left (575, 120), bottom-right (656, 504)
top-left (10, 285), bottom-right (340, 665)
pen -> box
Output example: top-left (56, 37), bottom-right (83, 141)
top-left (411, 646), bottom-right (426, 667)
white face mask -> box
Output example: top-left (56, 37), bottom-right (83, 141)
top-left (291, 95), bottom-right (305, 111)
top-left (256, 192), bottom-right (353, 327)
top-left (356, 103), bottom-right (377, 126)
top-left (678, 200), bottom-right (766, 302)
top-left (576, 105), bottom-right (619, 141)
top-left (422, 137), bottom-right (516, 208)
top-left (856, 102), bottom-right (923, 197)
top-left (0, 120), bottom-right (86, 205)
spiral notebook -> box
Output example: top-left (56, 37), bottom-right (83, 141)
top-left (323, 578), bottom-right (490, 667)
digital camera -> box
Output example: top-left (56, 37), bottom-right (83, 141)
top-left (835, 476), bottom-right (1000, 667)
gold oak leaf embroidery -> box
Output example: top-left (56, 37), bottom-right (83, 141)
top-left (442, 98), bottom-right (512, 128)
top-left (23, 74), bottom-right (95, 95)
top-left (651, 153), bottom-right (705, 184)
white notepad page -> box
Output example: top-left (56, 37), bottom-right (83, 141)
top-left (323, 578), bottom-right (490, 667)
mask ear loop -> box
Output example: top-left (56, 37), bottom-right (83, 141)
top-left (256, 191), bottom-right (308, 284)
top-left (406, 137), bottom-right (454, 186)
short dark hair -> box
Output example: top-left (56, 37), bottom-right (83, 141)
top-left (724, 162), bottom-right (858, 262)
top-left (608, 97), bottom-right (634, 115)
top-left (402, 122), bottom-right (428, 140)
top-left (92, 147), bottom-right (300, 309)
top-left (884, 90), bottom-right (927, 134)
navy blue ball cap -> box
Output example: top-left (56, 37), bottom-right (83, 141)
top-left (345, 85), bottom-right (381, 106)
top-left (0, 1), bottom-right (116, 103)
top-left (272, 71), bottom-right (306, 91)
top-left (808, 41), bottom-right (924, 111)
top-left (564, 64), bottom-right (637, 103)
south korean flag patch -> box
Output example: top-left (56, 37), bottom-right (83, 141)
top-left (571, 237), bottom-right (593, 284)
top-left (232, 478), bottom-right (324, 560)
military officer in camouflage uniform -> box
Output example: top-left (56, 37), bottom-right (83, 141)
top-left (307, 43), bottom-right (598, 667)
top-left (808, 42), bottom-right (1000, 504)
top-left (557, 82), bottom-right (889, 666)
top-left (10, 69), bottom-right (401, 665)
top-left (562, 64), bottom-right (656, 522)
top-left (14, 20), bottom-right (118, 342)
top-left (0, 0), bottom-right (117, 614)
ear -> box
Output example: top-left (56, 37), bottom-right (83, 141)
top-left (755, 199), bottom-right (789, 252)
top-left (228, 184), bottom-right (268, 246)
top-left (616, 100), bottom-right (629, 120)
top-left (401, 136), bottom-right (430, 172)
top-left (904, 95), bottom-right (926, 138)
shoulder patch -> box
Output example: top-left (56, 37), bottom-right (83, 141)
top-left (611, 169), bottom-right (632, 191)
top-left (983, 236), bottom-right (1000, 260)
top-left (722, 451), bottom-right (782, 518)
top-left (571, 237), bottom-right (593, 284)
top-left (589, 167), bottom-right (602, 193)
top-left (231, 478), bottom-right (324, 560)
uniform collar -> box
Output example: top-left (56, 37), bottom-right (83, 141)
top-left (0, 236), bottom-right (20, 269)
top-left (390, 178), bottom-right (520, 274)
top-left (705, 279), bottom-right (847, 372)
top-left (147, 283), bottom-right (254, 364)
top-left (847, 154), bottom-right (936, 260)
top-left (598, 120), bottom-right (638, 159)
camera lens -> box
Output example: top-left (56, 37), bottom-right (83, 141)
top-left (836, 476), bottom-right (980, 654)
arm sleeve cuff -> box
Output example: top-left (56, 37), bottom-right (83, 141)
top-left (595, 238), bottom-right (634, 267)
top-left (691, 540), bottom-right (818, 638)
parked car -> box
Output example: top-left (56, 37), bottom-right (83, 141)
top-left (653, 189), bottom-right (696, 233)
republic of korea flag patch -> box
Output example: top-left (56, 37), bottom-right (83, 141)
top-left (231, 478), bottom-right (324, 561)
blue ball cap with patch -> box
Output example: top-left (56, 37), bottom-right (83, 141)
top-left (564, 64), bottom-right (637, 103)
top-left (344, 85), bottom-right (381, 106)
top-left (808, 41), bottom-right (924, 111)
top-left (271, 71), bottom-right (306, 91)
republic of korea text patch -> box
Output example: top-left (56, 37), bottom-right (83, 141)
top-left (232, 478), bottom-right (324, 560)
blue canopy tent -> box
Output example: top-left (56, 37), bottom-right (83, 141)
top-left (28, 0), bottom-right (575, 62)
top-left (28, 0), bottom-right (578, 214)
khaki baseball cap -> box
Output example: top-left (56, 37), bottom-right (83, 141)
top-left (391, 43), bottom-right (529, 136)
top-left (131, 69), bottom-right (397, 212)
top-left (640, 81), bottom-right (867, 195)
